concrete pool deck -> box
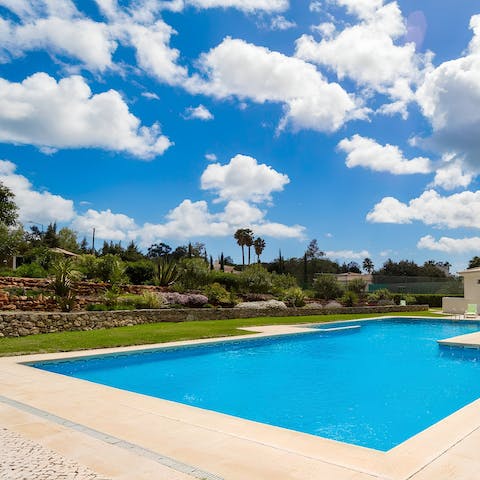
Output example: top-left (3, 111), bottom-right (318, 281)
top-left (1, 318), bottom-right (480, 480)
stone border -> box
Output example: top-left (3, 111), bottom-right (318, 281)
top-left (0, 305), bottom-right (428, 337)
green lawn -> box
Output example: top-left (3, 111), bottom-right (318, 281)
top-left (0, 310), bottom-right (446, 356)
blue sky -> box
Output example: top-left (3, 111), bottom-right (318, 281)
top-left (1, 0), bottom-right (480, 271)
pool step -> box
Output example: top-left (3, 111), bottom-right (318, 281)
top-left (317, 325), bottom-right (361, 333)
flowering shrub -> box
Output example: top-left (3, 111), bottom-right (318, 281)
top-left (161, 292), bottom-right (208, 307)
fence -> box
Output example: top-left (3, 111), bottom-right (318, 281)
top-left (368, 276), bottom-right (463, 295)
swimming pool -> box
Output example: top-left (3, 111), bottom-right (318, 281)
top-left (31, 319), bottom-right (480, 451)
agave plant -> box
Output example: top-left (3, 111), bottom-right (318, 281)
top-left (51, 257), bottom-right (80, 312)
top-left (155, 258), bottom-right (179, 286)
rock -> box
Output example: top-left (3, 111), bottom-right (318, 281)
top-left (235, 300), bottom-right (288, 310)
top-left (303, 302), bottom-right (324, 309)
top-left (324, 301), bottom-right (342, 309)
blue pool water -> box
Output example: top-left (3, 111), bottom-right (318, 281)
top-left (31, 319), bottom-right (480, 451)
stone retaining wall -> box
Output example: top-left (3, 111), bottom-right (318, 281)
top-left (0, 277), bottom-right (166, 312)
top-left (0, 304), bottom-right (428, 338)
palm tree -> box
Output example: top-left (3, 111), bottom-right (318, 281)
top-left (253, 237), bottom-right (266, 263)
top-left (234, 229), bottom-right (248, 267)
top-left (362, 257), bottom-right (374, 274)
top-left (244, 229), bottom-right (254, 264)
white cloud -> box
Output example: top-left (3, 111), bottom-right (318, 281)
top-left (0, 72), bottom-right (172, 158)
top-left (71, 209), bottom-right (138, 241)
top-left (431, 160), bottom-right (474, 190)
top-left (269, 16), bottom-right (296, 31)
top-left (184, 104), bottom-right (214, 120)
top-left (185, 0), bottom-right (288, 12)
top-left (0, 160), bottom-right (75, 224)
top-left (188, 37), bottom-right (364, 133)
top-left (325, 249), bottom-right (370, 259)
top-left (0, 16), bottom-right (117, 71)
top-left (312, 22), bottom-right (336, 37)
top-left (141, 91), bottom-right (160, 100)
top-left (201, 154), bottom-right (290, 203)
top-left (416, 15), bottom-right (480, 177)
top-left (338, 134), bottom-right (431, 174)
top-left (205, 153), bottom-right (217, 161)
top-left (296, 2), bottom-right (432, 113)
top-left (333, 0), bottom-right (384, 20)
top-left (124, 20), bottom-right (188, 86)
top-left (367, 190), bottom-right (480, 228)
top-left (418, 235), bottom-right (480, 254)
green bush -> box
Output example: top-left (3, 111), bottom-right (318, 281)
top-left (14, 262), bottom-right (48, 278)
top-left (208, 271), bottom-right (242, 291)
top-left (86, 303), bottom-right (109, 311)
top-left (178, 258), bottom-right (210, 290)
top-left (313, 274), bottom-right (343, 300)
top-left (140, 291), bottom-right (163, 309)
top-left (154, 259), bottom-right (179, 287)
top-left (97, 254), bottom-right (128, 285)
top-left (271, 273), bottom-right (298, 294)
top-left (346, 279), bottom-right (367, 295)
top-left (367, 288), bottom-right (392, 303)
top-left (340, 290), bottom-right (358, 307)
top-left (202, 283), bottom-right (235, 306)
top-left (240, 264), bottom-right (272, 294)
top-left (125, 261), bottom-right (155, 285)
top-left (281, 287), bottom-right (306, 307)
top-left (391, 293), bottom-right (461, 308)
top-left (75, 254), bottom-right (99, 280)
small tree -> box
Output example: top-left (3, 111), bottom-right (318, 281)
top-left (0, 182), bottom-right (18, 226)
top-left (313, 274), bottom-right (343, 300)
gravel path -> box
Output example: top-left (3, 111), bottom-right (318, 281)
top-left (0, 427), bottom-right (110, 480)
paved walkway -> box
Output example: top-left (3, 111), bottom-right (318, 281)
top-left (0, 427), bottom-right (110, 480)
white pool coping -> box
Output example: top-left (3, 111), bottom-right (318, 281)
top-left (2, 315), bottom-right (480, 480)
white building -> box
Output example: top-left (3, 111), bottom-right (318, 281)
top-left (443, 268), bottom-right (478, 314)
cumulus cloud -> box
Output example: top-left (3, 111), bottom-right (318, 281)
top-left (0, 16), bottom-right (117, 71)
top-left (296, 1), bottom-right (432, 115)
top-left (367, 190), bottom-right (480, 228)
top-left (184, 105), bottom-right (214, 120)
top-left (416, 15), bottom-right (480, 177)
top-left (0, 72), bottom-right (172, 158)
top-left (338, 134), bottom-right (431, 174)
top-left (201, 154), bottom-right (290, 203)
top-left (0, 160), bottom-right (75, 224)
top-left (71, 209), bottom-right (138, 241)
top-left (205, 153), bottom-right (217, 161)
top-left (325, 249), bottom-right (370, 260)
top-left (188, 37), bottom-right (364, 132)
top-left (418, 235), bottom-right (480, 253)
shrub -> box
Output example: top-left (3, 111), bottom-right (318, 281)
top-left (346, 279), bottom-right (367, 295)
top-left (178, 258), bottom-right (210, 290)
top-left (208, 271), bottom-right (242, 291)
top-left (161, 292), bottom-right (208, 307)
top-left (281, 287), bottom-right (306, 307)
top-left (340, 290), bottom-right (358, 307)
top-left (14, 262), bottom-right (47, 278)
top-left (313, 275), bottom-right (344, 300)
top-left (75, 254), bottom-right (99, 280)
top-left (155, 259), bottom-right (179, 287)
top-left (367, 288), bottom-right (392, 303)
top-left (203, 283), bottom-right (235, 306)
top-left (125, 261), bottom-right (155, 285)
top-left (97, 254), bottom-right (128, 285)
top-left (271, 273), bottom-right (298, 294)
top-left (140, 290), bottom-right (163, 309)
top-left (86, 303), bottom-right (108, 311)
top-left (240, 264), bottom-right (272, 294)
top-left (51, 258), bottom-right (80, 312)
